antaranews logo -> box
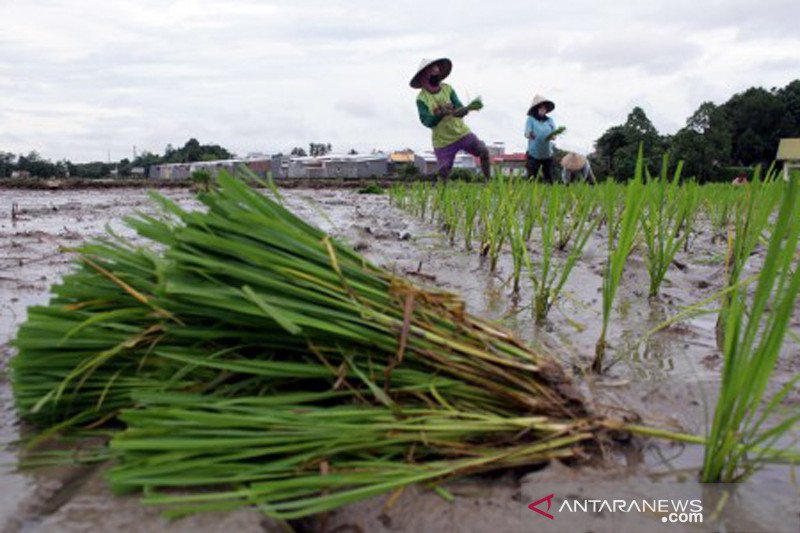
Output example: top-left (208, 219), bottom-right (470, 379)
top-left (527, 494), bottom-right (555, 520)
top-left (527, 494), bottom-right (703, 524)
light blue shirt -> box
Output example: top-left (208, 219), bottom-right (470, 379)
top-left (525, 116), bottom-right (556, 159)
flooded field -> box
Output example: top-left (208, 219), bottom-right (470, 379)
top-left (1, 187), bottom-right (798, 532)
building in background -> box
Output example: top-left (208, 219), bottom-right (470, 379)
top-left (488, 142), bottom-right (505, 158)
top-left (414, 152), bottom-right (438, 176)
top-left (279, 153), bottom-right (389, 179)
top-left (150, 157), bottom-right (271, 179)
top-left (491, 153), bottom-right (527, 175)
top-left (453, 153), bottom-right (478, 171)
top-left (777, 138), bottom-right (800, 181)
top-left (324, 154), bottom-right (389, 178)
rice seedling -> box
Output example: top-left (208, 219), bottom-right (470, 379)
top-left (680, 180), bottom-right (700, 253)
top-left (509, 218), bottom-right (526, 294)
top-left (715, 168), bottom-right (781, 347)
top-left (521, 181), bottom-right (543, 242)
top-left (461, 183), bottom-right (481, 251)
top-left (592, 149), bottom-right (646, 373)
top-left (522, 186), bottom-right (597, 323)
top-left (479, 176), bottom-right (513, 272)
top-left (640, 155), bottom-right (692, 297)
top-left (554, 184), bottom-right (592, 251)
top-left (702, 174), bottom-right (800, 482)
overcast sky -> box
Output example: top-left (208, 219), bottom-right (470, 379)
top-left (2, 0), bottom-right (799, 162)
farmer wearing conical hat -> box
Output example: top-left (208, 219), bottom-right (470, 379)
top-left (411, 58), bottom-right (490, 180)
top-left (525, 94), bottom-right (558, 182)
top-left (560, 152), bottom-right (596, 185)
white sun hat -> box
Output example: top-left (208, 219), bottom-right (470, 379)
top-left (409, 57), bottom-right (452, 89)
top-left (528, 94), bottom-right (555, 115)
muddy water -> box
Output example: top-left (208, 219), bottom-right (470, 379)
top-left (0, 187), bottom-right (798, 532)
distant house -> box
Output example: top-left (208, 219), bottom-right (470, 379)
top-left (270, 154), bottom-right (291, 178)
top-left (287, 156), bottom-right (325, 178)
top-left (149, 163), bottom-right (192, 179)
top-left (11, 170), bottom-right (31, 179)
top-left (414, 152), bottom-right (438, 176)
top-left (488, 142), bottom-right (505, 158)
top-left (150, 157), bottom-right (271, 179)
top-left (453, 153), bottom-right (478, 170)
top-left (492, 153), bottom-right (527, 175)
top-left (389, 150), bottom-right (415, 164)
top-left (244, 158), bottom-right (271, 177)
top-left (278, 153), bottom-right (389, 179)
top-left (325, 154), bottom-right (388, 178)
top-left (388, 150), bottom-right (415, 175)
top-left (777, 138), bottom-right (800, 181)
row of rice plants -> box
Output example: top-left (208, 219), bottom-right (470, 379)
top-left (390, 165), bottom-right (800, 485)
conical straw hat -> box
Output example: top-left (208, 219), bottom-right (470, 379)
top-left (409, 57), bottom-right (452, 89)
top-left (561, 152), bottom-right (587, 171)
top-left (528, 94), bottom-right (555, 115)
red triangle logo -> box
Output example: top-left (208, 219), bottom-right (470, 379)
top-left (528, 493), bottom-right (555, 520)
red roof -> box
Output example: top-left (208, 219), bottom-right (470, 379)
top-left (486, 153), bottom-right (526, 164)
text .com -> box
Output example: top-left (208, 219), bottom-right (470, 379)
top-left (663, 511), bottom-right (703, 524)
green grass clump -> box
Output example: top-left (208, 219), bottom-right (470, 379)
top-left (357, 183), bottom-right (384, 194)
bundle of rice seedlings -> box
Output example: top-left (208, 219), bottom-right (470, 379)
top-left (466, 96), bottom-right (483, 111)
top-left (546, 126), bottom-right (566, 141)
top-left (12, 172), bottom-right (594, 517)
top-left (108, 391), bottom-right (591, 519)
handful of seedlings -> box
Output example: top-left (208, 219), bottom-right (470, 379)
top-left (466, 96), bottom-right (483, 111)
top-left (12, 173), bottom-right (593, 519)
top-left (546, 125), bottom-right (567, 141)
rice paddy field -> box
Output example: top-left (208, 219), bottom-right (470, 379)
top-left (1, 166), bottom-right (798, 532)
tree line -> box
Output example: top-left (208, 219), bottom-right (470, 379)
top-left (592, 79), bottom-right (800, 181)
top-left (0, 138), bottom-right (232, 179)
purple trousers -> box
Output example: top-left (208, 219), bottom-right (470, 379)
top-left (434, 133), bottom-right (486, 177)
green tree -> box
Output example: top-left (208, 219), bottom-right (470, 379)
top-left (593, 107), bottom-right (666, 179)
top-left (0, 151), bottom-right (16, 178)
top-left (670, 102), bottom-right (732, 181)
top-left (309, 143), bottom-right (331, 157)
top-left (17, 151), bottom-right (59, 178)
top-left (723, 87), bottom-right (785, 166)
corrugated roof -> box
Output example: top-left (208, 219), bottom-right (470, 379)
top-left (390, 152), bottom-right (415, 163)
top-left (777, 138), bottom-right (800, 160)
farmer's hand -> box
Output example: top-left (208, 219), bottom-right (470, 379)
top-left (452, 107), bottom-right (469, 118)
top-left (527, 132), bottom-right (536, 140)
top-left (435, 103), bottom-right (455, 116)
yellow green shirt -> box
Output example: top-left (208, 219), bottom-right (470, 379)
top-left (416, 84), bottom-right (472, 148)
